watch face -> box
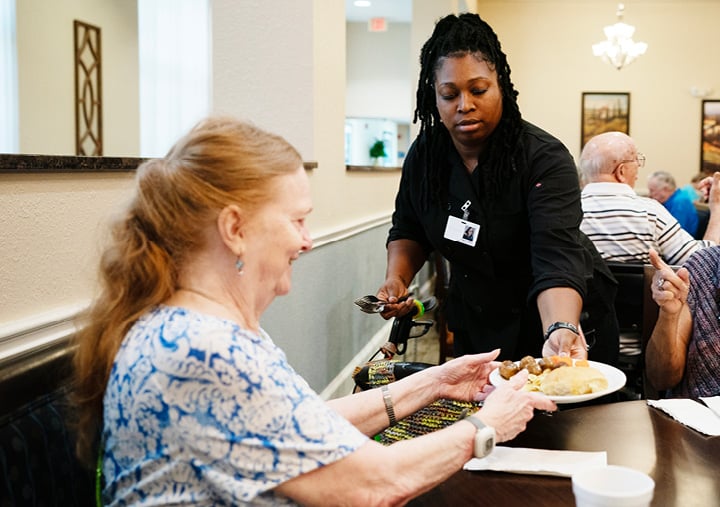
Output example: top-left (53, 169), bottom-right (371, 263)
top-left (480, 437), bottom-right (494, 456)
top-left (474, 427), bottom-right (495, 458)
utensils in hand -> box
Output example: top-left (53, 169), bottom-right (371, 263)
top-left (354, 295), bottom-right (409, 314)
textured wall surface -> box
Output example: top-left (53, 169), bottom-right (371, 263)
top-left (212, 0), bottom-right (315, 157)
top-left (0, 172), bottom-right (135, 325)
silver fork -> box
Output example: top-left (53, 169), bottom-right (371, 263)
top-left (354, 295), bottom-right (409, 314)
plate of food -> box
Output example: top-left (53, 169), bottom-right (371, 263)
top-left (489, 356), bottom-right (626, 404)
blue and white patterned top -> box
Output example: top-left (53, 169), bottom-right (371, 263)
top-left (102, 305), bottom-right (368, 506)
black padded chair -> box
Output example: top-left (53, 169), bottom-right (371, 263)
top-left (606, 262), bottom-right (661, 399)
top-left (694, 202), bottom-right (710, 240)
top-left (0, 337), bottom-right (94, 507)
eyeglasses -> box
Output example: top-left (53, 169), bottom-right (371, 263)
top-left (617, 152), bottom-right (646, 168)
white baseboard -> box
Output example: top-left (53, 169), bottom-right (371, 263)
top-left (0, 304), bottom-right (86, 362)
top-left (311, 214), bottom-right (391, 249)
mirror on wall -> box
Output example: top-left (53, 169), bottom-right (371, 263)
top-left (4, 0), bottom-right (140, 157)
top-left (6, 0), bottom-right (413, 162)
top-left (3, 0), bottom-right (209, 159)
top-left (344, 117), bottom-right (410, 167)
top-left (345, 0), bottom-right (412, 169)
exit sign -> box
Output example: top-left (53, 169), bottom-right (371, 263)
top-left (368, 17), bottom-right (387, 32)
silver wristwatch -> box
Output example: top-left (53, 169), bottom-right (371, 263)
top-left (465, 416), bottom-right (496, 458)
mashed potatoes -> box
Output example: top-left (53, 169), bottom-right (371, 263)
top-left (502, 356), bottom-right (609, 396)
top-left (537, 366), bottom-right (608, 396)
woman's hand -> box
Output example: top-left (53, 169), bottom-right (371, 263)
top-left (475, 370), bottom-right (557, 442)
top-left (536, 287), bottom-right (586, 359)
top-left (375, 276), bottom-right (416, 319)
top-left (697, 171), bottom-right (720, 205)
top-left (541, 327), bottom-right (589, 359)
top-left (649, 248), bottom-right (689, 316)
top-left (433, 349), bottom-right (503, 401)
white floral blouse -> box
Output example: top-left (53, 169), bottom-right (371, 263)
top-left (102, 306), bottom-right (368, 506)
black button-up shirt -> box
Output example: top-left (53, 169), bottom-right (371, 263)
top-left (388, 121), bottom-right (595, 358)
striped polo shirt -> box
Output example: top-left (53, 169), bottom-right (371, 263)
top-left (581, 182), bottom-right (714, 265)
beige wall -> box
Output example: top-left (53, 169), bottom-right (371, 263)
top-left (477, 0), bottom-right (719, 186)
top-left (0, 173), bottom-right (136, 327)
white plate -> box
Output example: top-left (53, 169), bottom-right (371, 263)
top-left (489, 359), bottom-right (626, 404)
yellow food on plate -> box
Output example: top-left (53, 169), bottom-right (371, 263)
top-left (498, 356), bottom-right (609, 396)
top-left (539, 366), bottom-right (609, 396)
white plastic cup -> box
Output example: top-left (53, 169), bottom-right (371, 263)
top-left (572, 465), bottom-right (655, 507)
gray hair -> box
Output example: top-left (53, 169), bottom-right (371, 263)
top-left (648, 171), bottom-right (676, 190)
top-left (578, 151), bottom-right (607, 181)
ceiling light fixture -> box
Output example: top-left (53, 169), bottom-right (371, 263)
top-left (592, 3), bottom-right (647, 70)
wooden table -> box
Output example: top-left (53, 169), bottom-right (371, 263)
top-left (408, 400), bottom-right (720, 507)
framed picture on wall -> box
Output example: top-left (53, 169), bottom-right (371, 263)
top-left (581, 92), bottom-right (630, 149)
top-left (701, 100), bottom-right (720, 173)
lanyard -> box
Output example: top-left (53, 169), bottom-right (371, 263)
top-left (461, 200), bottom-right (471, 220)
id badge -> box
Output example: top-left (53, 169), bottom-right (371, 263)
top-left (444, 215), bottom-right (479, 247)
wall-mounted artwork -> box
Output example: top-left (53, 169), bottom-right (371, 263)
top-left (701, 100), bottom-right (720, 173)
top-left (74, 20), bottom-right (103, 156)
top-left (581, 92), bottom-right (630, 149)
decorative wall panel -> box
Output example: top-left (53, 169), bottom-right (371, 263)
top-left (74, 20), bottom-right (102, 156)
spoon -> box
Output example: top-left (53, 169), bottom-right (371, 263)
top-left (354, 294), bottom-right (409, 314)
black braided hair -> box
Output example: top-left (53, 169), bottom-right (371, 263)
top-left (414, 13), bottom-right (523, 206)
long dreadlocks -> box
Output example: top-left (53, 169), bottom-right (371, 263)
top-left (414, 13), bottom-right (524, 206)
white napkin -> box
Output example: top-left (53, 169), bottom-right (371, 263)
top-left (647, 398), bottom-right (720, 436)
top-left (700, 396), bottom-right (720, 419)
top-left (464, 446), bottom-right (607, 477)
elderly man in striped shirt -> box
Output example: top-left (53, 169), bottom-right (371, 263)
top-left (579, 131), bottom-right (720, 265)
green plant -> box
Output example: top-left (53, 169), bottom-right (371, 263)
top-left (369, 139), bottom-right (387, 158)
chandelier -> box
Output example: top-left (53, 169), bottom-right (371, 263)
top-left (592, 3), bottom-right (647, 70)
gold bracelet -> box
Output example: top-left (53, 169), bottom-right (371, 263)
top-left (381, 384), bottom-right (397, 426)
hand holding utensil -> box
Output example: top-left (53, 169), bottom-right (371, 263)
top-left (354, 294), bottom-right (409, 314)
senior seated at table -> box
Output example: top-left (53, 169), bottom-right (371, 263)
top-left (647, 170), bottom-right (700, 237)
top-left (579, 132), bottom-right (720, 265)
top-left (645, 247), bottom-right (720, 398)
